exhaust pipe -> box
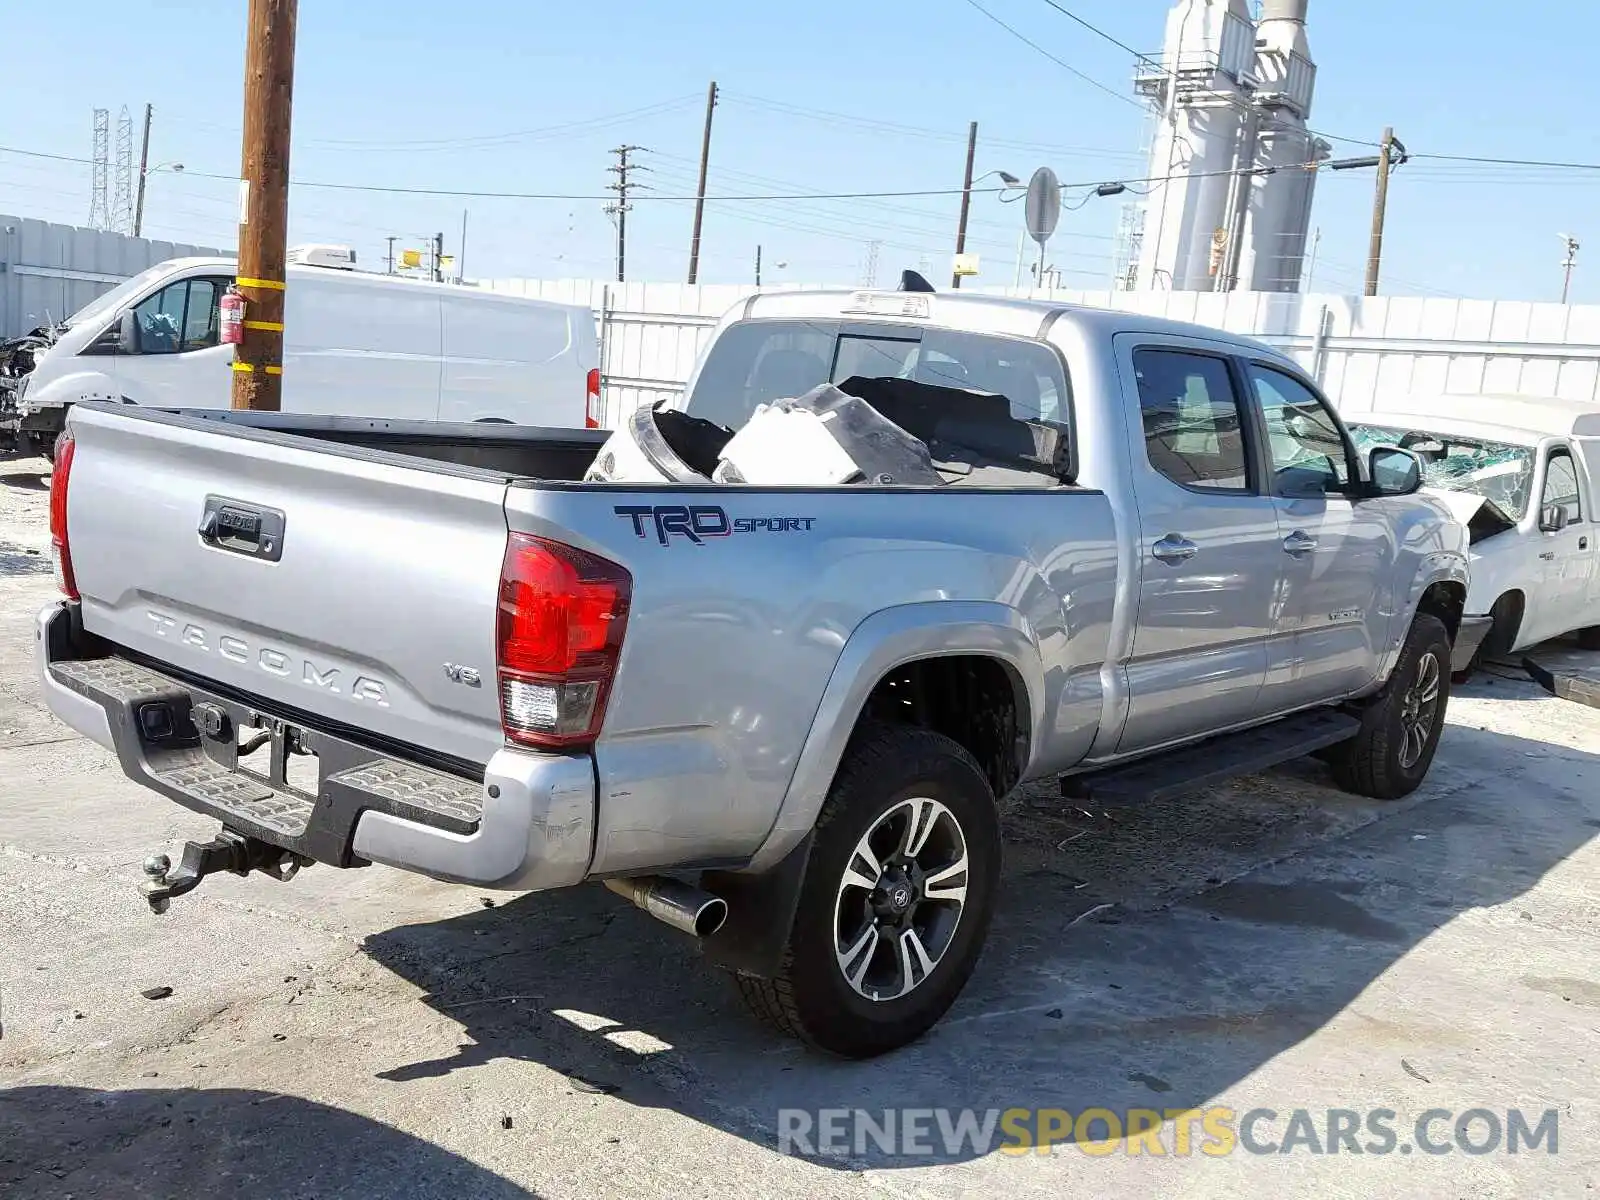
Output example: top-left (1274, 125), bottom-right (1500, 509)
top-left (604, 876), bottom-right (728, 938)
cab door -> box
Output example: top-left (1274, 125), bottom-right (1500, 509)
top-left (1525, 444), bottom-right (1594, 644)
top-left (1116, 339), bottom-right (1282, 754)
top-left (1243, 361), bottom-right (1396, 709)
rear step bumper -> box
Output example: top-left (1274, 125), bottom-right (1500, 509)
top-left (36, 601), bottom-right (595, 890)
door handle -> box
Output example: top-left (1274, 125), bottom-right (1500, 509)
top-left (1152, 534), bottom-right (1198, 564)
top-left (1581, 537), bottom-right (1590, 550)
top-left (1282, 530), bottom-right (1319, 556)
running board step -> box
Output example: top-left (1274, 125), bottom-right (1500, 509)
top-left (1061, 709), bottom-right (1361, 806)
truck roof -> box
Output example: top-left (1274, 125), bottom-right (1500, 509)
top-left (740, 287), bottom-right (1293, 362)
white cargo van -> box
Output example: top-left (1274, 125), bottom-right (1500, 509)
top-left (8, 250), bottom-right (599, 454)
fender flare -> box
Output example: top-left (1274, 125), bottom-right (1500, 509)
top-left (1380, 557), bottom-right (1470, 684)
top-left (701, 601), bottom-right (1046, 979)
top-left (746, 599), bottom-right (1046, 875)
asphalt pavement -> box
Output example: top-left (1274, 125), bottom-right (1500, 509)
top-left (1, 451), bottom-right (1596, 1199)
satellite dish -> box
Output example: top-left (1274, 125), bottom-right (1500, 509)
top-left (1024, 167), bottom-right (1061, 248)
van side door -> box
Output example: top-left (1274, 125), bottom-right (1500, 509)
top-left (1115, 338), bottom-right (1282, 754)
top-left (1243, 360), bottom-right (1395, 708)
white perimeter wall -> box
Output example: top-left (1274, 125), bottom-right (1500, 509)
top-left (481, 277), bottom-right (1600, 428)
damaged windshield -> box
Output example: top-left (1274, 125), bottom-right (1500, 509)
top-left (1348, 423), bottom-right (1535, 519)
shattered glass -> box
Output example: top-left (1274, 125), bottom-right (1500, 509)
top-left (1349, 423), bottom-right (1534, 521)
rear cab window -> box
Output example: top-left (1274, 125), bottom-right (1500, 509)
top-left (685, 319), bottom-right (1070, 431)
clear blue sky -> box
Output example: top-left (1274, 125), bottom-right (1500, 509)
top-left (2, 0), bottom-right (1595, 300)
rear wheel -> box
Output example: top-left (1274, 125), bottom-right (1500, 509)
top-left (1329, 614), bottom-right (1452, 800)
top-left (734, 724), bottom-right (1001, 1058)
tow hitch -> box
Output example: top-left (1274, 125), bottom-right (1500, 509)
top-left (140, 829), bottom-right (308, 914)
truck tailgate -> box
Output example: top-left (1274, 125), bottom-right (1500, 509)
top-left (64, 404), bottom-right (509, 766)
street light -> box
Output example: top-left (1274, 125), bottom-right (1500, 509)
top-left (954, 170), bottom-right (1023, 288)
top-left (133, 162), bottom-right (184, 238)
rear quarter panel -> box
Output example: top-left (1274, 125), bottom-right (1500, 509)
top-left (506, 484), bottom-right (1118, 875)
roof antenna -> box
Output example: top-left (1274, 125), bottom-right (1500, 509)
top-left (899, 269), bottom-right (935, 293)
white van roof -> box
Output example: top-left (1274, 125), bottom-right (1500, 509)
top-left (1366, 393), bottom-right (1600, 440)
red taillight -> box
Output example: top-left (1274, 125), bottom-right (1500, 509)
top-left (48, 432), bottom-right (78, 600)
top-left (585, 368), bottom-right (601, 429)
top-left (497, 534), bottom-right (630, 749)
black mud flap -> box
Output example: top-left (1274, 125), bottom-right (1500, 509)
top-left (698, 833), bottom-right (814, 979)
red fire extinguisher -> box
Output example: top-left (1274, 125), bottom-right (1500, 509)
top-left (219, 286), bottom-right (246, 346)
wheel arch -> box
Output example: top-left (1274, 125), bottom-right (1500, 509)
top-left (743, 602), bottom-right (1045, 876)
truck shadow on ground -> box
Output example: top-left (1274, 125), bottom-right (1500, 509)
top-left (0, 1086), bottom-right (539, 1199)
top-left (361, 716), bottom-right (1597, 1171)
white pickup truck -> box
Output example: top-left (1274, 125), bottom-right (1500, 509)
top-left (1348, 394), bottom-right (1600, 659)
top-left (37, 288), bottom-right (1476, 1057)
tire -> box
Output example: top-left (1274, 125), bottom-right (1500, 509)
top-left (734, 723), bottom-right (1002, 1058)
top-left (1328, 614), bottom-right (1452, 800)
top-left (1477, 593), bottom-right (1524, 663)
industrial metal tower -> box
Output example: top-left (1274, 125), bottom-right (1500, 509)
top-left (112, 106), bottom-right (135, 234)
top-left (88, 108), bottom-right (111, 231)
top-left (1127, 0), bottom-right (1328, 293)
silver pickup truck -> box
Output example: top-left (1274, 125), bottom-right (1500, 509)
top-left (37, 288), bottom-right (1481, 1058)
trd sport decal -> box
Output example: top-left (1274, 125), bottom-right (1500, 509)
top-left (614, 505), bottom-right (816, 545)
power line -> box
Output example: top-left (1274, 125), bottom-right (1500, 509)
top-left (1411, 152), bottom-right (1600, 171)
top-left (957, 0), bottom-right (1144, 109)
top-left (303, 96), bottom-right (704, 152)
top-left (1036, 0), bottom-right (1155, 65)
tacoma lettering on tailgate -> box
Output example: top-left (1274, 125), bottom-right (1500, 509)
top-left (144, 610), bottom-right (391, 706)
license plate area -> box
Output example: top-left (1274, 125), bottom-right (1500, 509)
top-left (230, 714), bottom-right (321, 798)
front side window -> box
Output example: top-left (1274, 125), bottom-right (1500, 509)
top-left (1543, 450), bottom-right (1583, 525)
top-left (1132, 347), bottom-right (1251, 491)
top-left (1249, 365), bottom-right (1354, 497)
top-left (128, 279), bottom-right (225, 354)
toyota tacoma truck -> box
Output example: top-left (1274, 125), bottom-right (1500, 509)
top-left (37, 288), bottom-right (1475, 1058)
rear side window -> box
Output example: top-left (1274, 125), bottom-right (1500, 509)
top-left (1133, 348), bottom-right (1251, 491)
top-left (684, 320), bottom-right (1069, 430)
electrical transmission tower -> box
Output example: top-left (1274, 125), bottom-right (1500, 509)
top-left (89, 108), bottom-right (111, 231)
top-left (605, 145), bottom-right (649, 283)
top-left (860, 240), bottom-right (882, 288)
top-left (112, 106), bottom-right (135, 234)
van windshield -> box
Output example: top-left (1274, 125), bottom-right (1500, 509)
top-left (1349, 423), bottom-right (1536, 519)
top-left (684, 319), bottom-right (1070, 431)
top-left (61, 263), bottom-right (185, 334)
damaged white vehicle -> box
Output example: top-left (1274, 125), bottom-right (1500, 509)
top-left (1349, 396), bottom-right (1600, 660)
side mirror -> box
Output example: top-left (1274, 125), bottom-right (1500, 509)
top-left (1368, 446), bottom-right (1422, 497)
top-left (1539, 504), bottom-right (1569, 533)
top-left (117, 309), bottom-right (138, 354)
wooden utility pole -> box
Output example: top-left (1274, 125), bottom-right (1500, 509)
top-left (132, 104), bottom-right (153, 238)
top-left (385, 236), bottom-right (396, 274)
top-left (432, 231), bottom-right (444, 283)
top-left (686, 81), bottom-right (718, 284)
top-left (1364, 127), bottom-right (1396, 297)
top-left (231, 0), bottom-right (298, 412)
top-left (951, 121), bottom-right (978, 289)
top-left (606, 145), bottom-right (646, 283)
